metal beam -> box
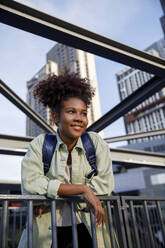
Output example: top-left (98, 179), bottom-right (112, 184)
top-left (0, 148), bottom-right (26, 156)
top-left (1, 128), bottom-right (165, 149)
top-left (87, 76), bottom-right (165, 132)
top-left (111, 148), bottom-right (165, 168)
top-left (105, 129), bottom-right (165, 143)
top-left (0, 0), bottom-right (165, 76)
top-left (0, 134), bottom-right (33, 149)
top-left (0, 79), bottom-right (55, 133)
top-left (1, 145), bottom-right (165, 168)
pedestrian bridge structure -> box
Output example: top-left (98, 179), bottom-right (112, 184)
top-left (0, 1), bottom-right (165, 247)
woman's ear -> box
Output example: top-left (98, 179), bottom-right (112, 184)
top-left (53, 113), bottom-right (59, 126)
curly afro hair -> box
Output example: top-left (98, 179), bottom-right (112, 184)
top-left (33, 71), bottom-right (95, 115)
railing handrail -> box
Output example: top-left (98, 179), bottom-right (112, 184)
top-left (0, 194), bottom-right (119, 201)
top-left (1, 194), bottom-right (165, 202)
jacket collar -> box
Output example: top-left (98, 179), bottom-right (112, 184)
top-left (55, 130), bottom-right (85, 152)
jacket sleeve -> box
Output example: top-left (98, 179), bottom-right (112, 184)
top-left (86, 132), bottom-right (114, 196)
top-left (21, 134), bottom-right (62, 199)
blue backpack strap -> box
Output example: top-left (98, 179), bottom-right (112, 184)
top-left (42, 133), bottom-right (57, 175)
top-left (81, 132), bottom-right (98, 179)
top-left (42, 132), bottom-right (97, 178)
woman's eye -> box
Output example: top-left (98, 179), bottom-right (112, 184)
top-left (68, 110), bottom-right (74, 113)
top-left (82, 112), bottom-right (87, 116)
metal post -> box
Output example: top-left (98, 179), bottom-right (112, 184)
top-left (140, 201), bottom-right (149, 248)
top-left (27, 200), bottom-right (33, 248)
top-left (51, 200), bottom-right (58, 248)
top-left (150, 204), bottom-right (159, 247)
top-left (156, 201), bottom-right (165, 246)
top-left (19, 211), bottom-right (23, 232)
top-left (89, 210), bottom-right (98, 248)
top-left (116, 197), bottom-right (128, 248)
top-left (12, 210), bottom-right (16, 248)
top-left (143, 201), bottom-right (155, 248)
top-left (106, 201), bottom-right (116, 248)
top-left (1, 200), bottom-right (8, 248)
top-left (130, 200), bottom-right (141, 248)
top-left (71, 201), bottom-right (78, 248)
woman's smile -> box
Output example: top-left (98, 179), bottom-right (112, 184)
top-left (71, 124), bottom-right (84, 130)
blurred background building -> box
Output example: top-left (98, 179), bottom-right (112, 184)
top-left (114, 0), bottom-right (165, 196)
top-left (116, 43), bottom-right (165, 145)
top-left (160, 0), bottom-right (165, 36)
top-left (115, 34), bottom-right (165, 196)
top-left (26, 60), bottom-right (58, 136)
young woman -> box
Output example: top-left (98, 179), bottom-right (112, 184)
top-left (18, 71), bottom-right (114, 248)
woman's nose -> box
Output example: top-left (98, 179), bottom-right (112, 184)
top-left (74, 113), bottom-right (82, 121)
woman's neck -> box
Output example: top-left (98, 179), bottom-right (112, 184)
top-left (58, 130), bottom-right (78, 152)
top-left (67, 140), bottom-right (77, 152)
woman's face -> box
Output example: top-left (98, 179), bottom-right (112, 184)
top-left (54, 97), bottom-right (88, 145)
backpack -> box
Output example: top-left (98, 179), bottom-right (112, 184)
top-left (42, 132), bottom-right (98, 179)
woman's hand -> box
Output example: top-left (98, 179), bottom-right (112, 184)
top-left (82, 186), bottom-right (105, 227)
top-left (33, 205), bottom-right (46, 218)
top-left (57, 184), bottom-right (105, 226)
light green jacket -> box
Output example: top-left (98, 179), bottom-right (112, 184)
top-left (18, 131), bottom-right (114, 248)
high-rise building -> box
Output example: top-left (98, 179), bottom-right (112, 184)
top-left (26, 44), bottom-right (102, 137)
top-left (26, 60), bottom-right (58, 137)
top-left (145, 38), bottom-right (165, 58)
top-left (160, 0), bottom-right (165, 36)
top-left (116, 44), bottom-right (165, 144)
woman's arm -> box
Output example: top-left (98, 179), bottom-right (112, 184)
top-left (58, 184), bottom-right (105, 226)
top-left (22, 135), bottom-right (62, 198)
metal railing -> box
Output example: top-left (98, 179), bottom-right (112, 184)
top-left (121, 196), bottom-right (165, 248)
top-left (0, 195), bottom-right (165, 248)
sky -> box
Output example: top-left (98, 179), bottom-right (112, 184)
top-left (0, 0), bottom-right (164, 180)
